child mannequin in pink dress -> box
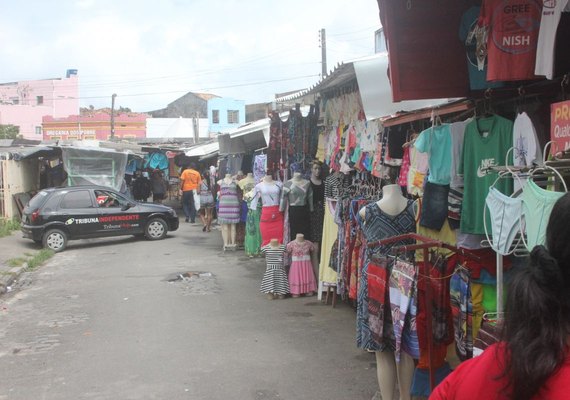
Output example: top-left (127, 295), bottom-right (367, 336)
top-left (286, 234), bottom-right (317, 297)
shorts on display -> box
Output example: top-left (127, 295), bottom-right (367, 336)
top-left (420, 182), bottom-right (450, 231)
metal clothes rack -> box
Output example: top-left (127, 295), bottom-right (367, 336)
top-left (367, 233), bottom-right (481, 394)
top-left (483, 152), bottom-right (570, 315)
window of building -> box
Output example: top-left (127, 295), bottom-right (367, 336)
top-left (212, 110), bottom-right (220, 124)
top-left (227, 110), bottom-right (239, 124)
top-left (60, 190), bottom-right (93, 209)
top-left (35, 126), bottom-right (42, 135)
top-left (36, 96), bottom-right (44, 105)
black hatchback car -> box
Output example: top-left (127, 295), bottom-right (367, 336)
top-left (21, 185), bottom-right (179, 252)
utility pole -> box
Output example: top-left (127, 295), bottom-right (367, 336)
top-left (194, 112), bottom-right (200, 144)
top-left (110, 93), bottom-right (117, 140)
top-left (320, 28), bottom-right (327, 77)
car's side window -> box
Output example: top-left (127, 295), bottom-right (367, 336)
top-left (95, 190), bottom-right (126, 208)
top-left (60, 191), bottom-right (93, 209)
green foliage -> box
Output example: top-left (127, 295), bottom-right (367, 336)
top-left (7, 257), bottom-right (26, 268)
top-left (0, 124), bottom-right (20, 139)
top-left (0, 218), bottom-right (21, 237)
top-left (27, 249), bottom-right (54, 270)
top-left (6, 249), bottom-right (55, 271)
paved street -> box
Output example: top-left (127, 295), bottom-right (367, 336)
top-left (0, 218), bottom-right (378, 400)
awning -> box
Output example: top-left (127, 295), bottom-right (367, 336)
top-left (380, 99), bottom-right (473, 127)
top-left (276, 53), bottom-right (461, 122)
top-left (219, 118), bottom-right (271, 155)
top-left (353, 53), bottom-right (461, 121)
top-left (0, 146), bottom-right (62, 161)
top-left (183, 141), bottom-right (219, 158)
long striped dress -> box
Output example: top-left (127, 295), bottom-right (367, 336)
top-left (217, 180), bottom-right (240, 224)
top-left (260, 244), bottom-right (289, 295)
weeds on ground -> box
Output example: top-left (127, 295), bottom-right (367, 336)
top-left (0, 218), bottom-right (20, 238)
top-left (6, 249), bottom-right (54, 271)
top-left (7, 257), bottom-right (26, 268)
top-left (26, 249), bottom-right (55, 270)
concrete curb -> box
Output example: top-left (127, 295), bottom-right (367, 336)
top-left (0, 263), bottom-right (28, 295)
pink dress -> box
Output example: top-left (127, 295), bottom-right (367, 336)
top-left (286, 240), bottom-right (317, 295)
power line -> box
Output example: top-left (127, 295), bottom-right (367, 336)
top-left (327, 25), bottom-right (380, 37)
top-left (29, 73), bottom-right (322, 102)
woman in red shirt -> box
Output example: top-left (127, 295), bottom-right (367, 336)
top-left (431, 193), bottom-right (570, 400)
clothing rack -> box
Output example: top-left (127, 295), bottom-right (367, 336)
top-left (368, 233), bottom-right (481, 394)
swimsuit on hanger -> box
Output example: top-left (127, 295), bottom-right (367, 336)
top-left (484, 187), bottom-right (523, 255)
top-left (521, 179), bottom-right (564, 250)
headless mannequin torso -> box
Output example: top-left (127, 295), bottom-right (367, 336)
top-left (218, 174), bottom-right (237, 250)
top-left (359, 183), bottom-right (414, 400)
top-left (359, 184), bottom-right (408, 221)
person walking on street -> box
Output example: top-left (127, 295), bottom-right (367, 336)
top-left (198, 170), bottom-right (215, 232)
top-left (179, 163), bottom-right (201, 223)
top-left (150, 169), bottom-right (168, 204)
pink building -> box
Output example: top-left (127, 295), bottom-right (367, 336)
top-left (0, 70), bottom-right (79, 139)
top-left (43, 112), bottom-right (147, 141)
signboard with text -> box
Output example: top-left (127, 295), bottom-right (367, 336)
top-left (551, 100), bottom-right (570, 155)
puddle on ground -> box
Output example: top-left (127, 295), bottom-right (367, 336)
top-left (165, 271), bottom-right (219, 296)
top-left (166, 271), bottom-right (213, 282)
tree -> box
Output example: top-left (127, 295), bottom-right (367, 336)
top-left (0, 125), bottom-right (20, 139)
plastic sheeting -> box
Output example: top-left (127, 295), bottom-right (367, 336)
top-left (61, 147), bottom-right (128, 190)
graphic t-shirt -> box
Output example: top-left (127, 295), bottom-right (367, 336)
top-left (459, 6), bottom-right (504, 90)
top-left (415, 124), bottom-right (452, 185)
top-left (459, 115), bottom-right (514, 234)
top-left (513, 111), bottom-right (541, 167)
top-left (535, 0), bottom-right (570, 79)
top-left (479, 0), bottom-right (543, 81)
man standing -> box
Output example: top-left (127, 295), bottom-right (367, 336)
top-left (179, 163), bottom-right (202, 223)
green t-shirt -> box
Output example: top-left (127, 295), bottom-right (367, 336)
top-left (415, 124), bottom-right (452, 185)
top-left (459, 115), bottom-right (513, 234)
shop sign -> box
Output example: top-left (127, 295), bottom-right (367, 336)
top-left (551, 100), bottom-right (570, 155)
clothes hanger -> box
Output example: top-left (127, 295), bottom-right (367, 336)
top-left (482, 169), bottom-right (525, 256)
top-left (529, 163), bottom-right (568, 192)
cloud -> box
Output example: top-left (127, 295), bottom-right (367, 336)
top-left (0, 0), bottom-right (381, 111)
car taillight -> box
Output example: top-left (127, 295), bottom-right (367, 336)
top-left (31, 209), bottom-right (40, 223)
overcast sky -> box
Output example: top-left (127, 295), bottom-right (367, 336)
top-left (0, 0), bottom-right (381, 112)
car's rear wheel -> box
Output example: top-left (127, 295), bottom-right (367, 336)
top-left (42, 229), bottom-right (68, 252)
top-left (145, 218), bottom-right (167, 240)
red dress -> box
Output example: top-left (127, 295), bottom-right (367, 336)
top-left (431, 343), bottom-right (570, 399)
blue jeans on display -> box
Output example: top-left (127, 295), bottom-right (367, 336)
top-left (182, 190), bottom-right (196, 222)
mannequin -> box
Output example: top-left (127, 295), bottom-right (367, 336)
top-left (238, 172), bottom-right (255, 193)
top-left (358, 183), bottom-right (415, 400)
top-left (280, 172), bottom-right (313, 241)
top-left (217, 174), bottom-right (240, 250)
top-left (286, 233), bottom-right (317, 297)
top-left (244, 187), bottom-right (262, 257)
top-left (250, 172), bottom-right (283, 246)
top-left (359, 184), bottom-right (409, 220)
top-left (260, 238), bottom-right (289, 300)
top-left (309, 161), bottom-right (325, 265)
